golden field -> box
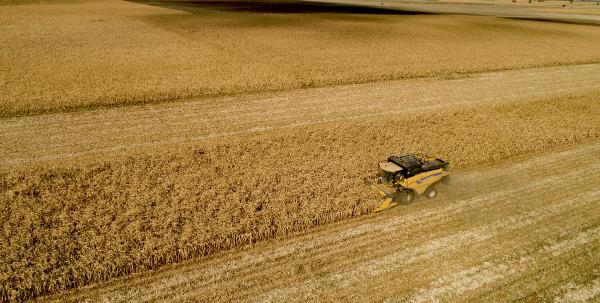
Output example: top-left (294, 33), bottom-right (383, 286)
top-left (2, 0), bottom-right (600, 117)
top-left (2, 0), bottom-right (600, 301)
top-left (2, 91), bottom-right (599, 301)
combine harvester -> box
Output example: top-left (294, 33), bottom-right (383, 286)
top-left (371, 154), bottom-right (450, 212)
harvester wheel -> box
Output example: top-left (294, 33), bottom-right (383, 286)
top-left (424, 186), bottom-right (437, 199)
top-left (401, 190), bottom-right (415, 204)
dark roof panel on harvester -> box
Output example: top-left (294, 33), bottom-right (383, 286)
top-left (388, 154), bottom-right (422, 170)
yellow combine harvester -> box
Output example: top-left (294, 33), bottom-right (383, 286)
top-left (371, 154), bottom-right (449, 212)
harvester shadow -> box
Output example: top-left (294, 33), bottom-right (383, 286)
top-left (127, 0), bottom-right (431, 15)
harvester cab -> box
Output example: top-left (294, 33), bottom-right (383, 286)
top-left (371, 154), bottom-right (449, 212)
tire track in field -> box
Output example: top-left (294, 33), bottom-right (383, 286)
top-left (554, 279), bottom-right (600, 302)
top-left (2, 64), bottom-right (600, 166)
top-left (43, 142), bottom-right (600, 303)
top-left (406, 222), bottom-right (600, 303)
top-left (465, 235), bottom-right (600, 303)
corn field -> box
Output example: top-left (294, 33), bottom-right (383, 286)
top-left (2, 0), bottom-right (600, 117)
top-left (2, 1), bottom-right (600, 301)
top-left (1, 93), bottom-right (599, 302)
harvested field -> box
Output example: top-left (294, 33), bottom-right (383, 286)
top-left (1, 82), bottom-right (599, 301)
top-left (3, 0), bottom-right (600, 116)
top-left (41, 141), bottom-right (600, 303)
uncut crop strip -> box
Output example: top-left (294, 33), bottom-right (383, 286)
top-left (41, 141), bottom-right (600, 303)
top-left (2, 63), bottom-right (600, 167)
